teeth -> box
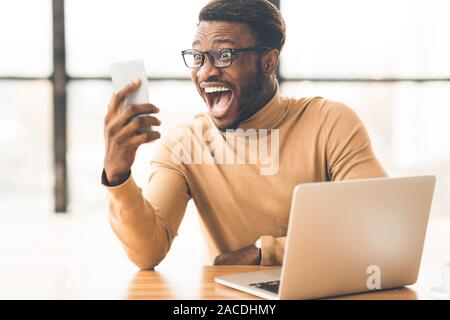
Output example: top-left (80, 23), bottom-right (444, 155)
top-left (204, 86), bottom-right (231, 94)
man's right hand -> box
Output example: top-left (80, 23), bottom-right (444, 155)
top-left (103, 79), bottom-right (161, 186)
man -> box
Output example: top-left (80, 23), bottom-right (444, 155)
top-left (102, 0), bottom-right (386, 269)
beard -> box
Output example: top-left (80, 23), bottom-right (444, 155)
top-left (219, 59), bottom-right (265, 131)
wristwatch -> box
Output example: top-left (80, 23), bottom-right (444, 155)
top-left (255, 238), bottom-right (262, 264)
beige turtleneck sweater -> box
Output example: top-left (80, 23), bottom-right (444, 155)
top-left (102, 85), bottom-right (387, 268)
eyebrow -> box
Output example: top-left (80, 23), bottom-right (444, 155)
top-left (192, 38), bottom-right (238, 48)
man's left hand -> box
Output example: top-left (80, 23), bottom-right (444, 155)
top-left (214, 244), bottom-right (261, 265)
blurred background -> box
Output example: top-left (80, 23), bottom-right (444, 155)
top-left (0, 0), bottom-right (449, 273)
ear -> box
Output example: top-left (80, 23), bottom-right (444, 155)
top-left (261, 49), bottom-right (280, 76)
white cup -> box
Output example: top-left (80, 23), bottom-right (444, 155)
top-left (442, 262), bottom-right (450, 293)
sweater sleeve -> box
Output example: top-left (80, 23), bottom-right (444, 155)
top-left (322, 100), bottom-right (388, 180)
top-left (258, 100), bottom-right (388, 266)
top-left (102, 133), bottom-right (191, 270)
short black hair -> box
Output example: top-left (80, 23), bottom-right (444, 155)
top-left (198, 0), bottom-right (286, 51)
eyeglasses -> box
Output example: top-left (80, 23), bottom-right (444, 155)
top-left (181, 47), bottom-right (272, 69)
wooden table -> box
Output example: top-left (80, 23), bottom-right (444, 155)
top-left (125, 265), bottom-right (444, 300)
top-left (12, 264), bottom-right (441, 300)
top-left (0, 211), bottom-right (448, 300)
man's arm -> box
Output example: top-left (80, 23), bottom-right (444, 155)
top-left (323, 100), bottom-right (387, 180)
top-left (103, 161), bottom-right (191, 270)
top-left (102, 80), bottom-right (191, 269)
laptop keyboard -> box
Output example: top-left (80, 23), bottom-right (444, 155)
top-left (249, 280), bottom-right (280, 294)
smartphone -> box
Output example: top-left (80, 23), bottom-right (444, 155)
top-left (111, 59), bottom-right (149, 109)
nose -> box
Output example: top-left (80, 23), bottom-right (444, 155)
top-left (196, 54), bottom-right (221, 81)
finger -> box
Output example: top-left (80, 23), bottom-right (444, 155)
top-left (128, 130), bottom-right (161, 146)
top-left (115, 115), bottom-right (161, 141)
top-left (104, 93), bottom-right (120, 125)
top-left (107, 103), bottom-right (160, 136)
top-left (127, 115), bottom-right (161, 135)
top-left (135, 115), bottom-right (162, 130)
top-left (119, 104), bottom-right (160, 127)
top-left (109, 79), bottom-right (142, 114)
top-left (105, 79), bottom-right (141, 122)
top-left (116, 79), bottom-right (141, 103)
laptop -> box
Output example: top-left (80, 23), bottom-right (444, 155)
top-left (215, 176), bottom-right (436, 300)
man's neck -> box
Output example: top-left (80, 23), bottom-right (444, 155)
top-left (258, 79), bottom-right (277, 109)
top-left (240, 79), bottom-right (278, 123)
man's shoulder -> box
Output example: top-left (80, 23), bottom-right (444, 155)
top-left (286, 94), bottom-right (358, 123)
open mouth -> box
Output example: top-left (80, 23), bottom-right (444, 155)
top-left (203, 86), bottom-right (234, 118)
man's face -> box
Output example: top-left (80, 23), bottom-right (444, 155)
top-left (191, 21), bottom-right (265, 130)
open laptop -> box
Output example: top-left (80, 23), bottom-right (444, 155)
top-left (215, 176), bottom-right (436, 300)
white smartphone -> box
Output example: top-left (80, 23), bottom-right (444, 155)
top-left (111, 59), bottom-right (149, 109)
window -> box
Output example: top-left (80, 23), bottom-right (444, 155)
top-left (0, 0), bottom-right (52, 213)
top-left (65, 0), bottom-right (206, 77)
top-left (0, 0), bottom-right (52, 76)
top-left (280, 0), bottom-right (450, 213)
top-left (281, 0), bottom-right (450, 79)
top-left (1, 0), bottom-right (449, 217)
top-left (0, 81), bottom-right (52, 212)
